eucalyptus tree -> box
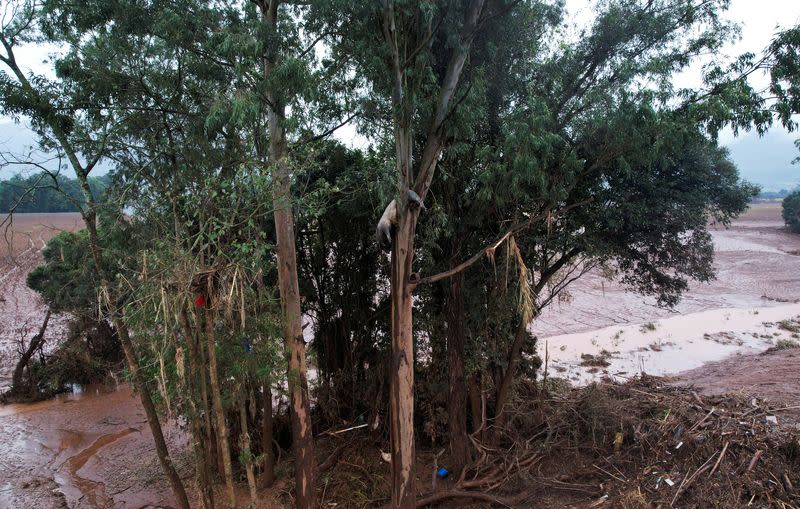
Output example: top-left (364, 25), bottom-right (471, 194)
top-left (0, 2), bottom-right (191, 507)
top-left (318, 1), bottom-right (502, 504)
top-left (206, 2), bottom-right (359, 505)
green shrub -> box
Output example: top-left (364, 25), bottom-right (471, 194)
top-left (783, 190), bottom-right (800, 233)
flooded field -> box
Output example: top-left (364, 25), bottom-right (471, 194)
top-left (536, 202), bottom-right (800, 383)
top-left (0, 204), bottom-right (799, 508)
top-left (0, 213), bottom-right (83, 392)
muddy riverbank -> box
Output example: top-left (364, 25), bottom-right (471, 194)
top-left (0, 385), bottom-right (190, 509)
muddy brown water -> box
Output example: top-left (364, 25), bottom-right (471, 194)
top-left (0, 384), bottom-right (186, 509)
top-left (535, 202), bottom-right (800, 383)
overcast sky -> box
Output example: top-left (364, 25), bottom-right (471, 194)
top-left (2, 1), bottom-right (800, 190)
top-left (563, 0), bottom-right (800, 190)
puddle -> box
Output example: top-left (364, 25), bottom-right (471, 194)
top-left (0, 384), bottom-right (167, 508)
top-left (56, 428), bottom-right (138, 508)
top-left (0, 384), bottom-right (119, 418)
top-left (540, 303), bottom-right (800, 385)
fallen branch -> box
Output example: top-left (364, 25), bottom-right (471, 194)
top-left (672, 451), bottom-right (718, 506)
top-left (416, 489), bottom-right (523, 508)
top-left (319, 441), bottom-right (350, 473)
top-left (688, 407), bottom-right (715, 432)
top-left (709, 441), bottom-right (729, 477)
top-left (746, 450), bottom-right (763, 473)
top-left (324, 423), bottom-right (368, 436)
top-left (770, 405), bottom-right (800, 412)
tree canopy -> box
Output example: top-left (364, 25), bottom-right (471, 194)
top-left (1, 0), bottom-right (794, 507)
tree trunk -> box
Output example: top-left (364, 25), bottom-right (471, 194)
top-left (493, 322), bottom-right (529, 432)
top-left (178, 309), bottom-right (215, 509)
top-left (260, 3), bottom-right (316, 506)
top-left (467, 372), bottom-right (484, 439)
top-left (239, 394), bottom-right (258, 503)
top-left (270, 131), bottom-right (316, 508)
top-left (189, 408), bottom-right (215, 509)
top-left (204, 306), bottom-right (237, 508)
top-left (194, 311), bottom-right (219, 477)
top-left (379, 2), bottom-right (485, 504)
top-left (116, 319), bottom-right (191, 509)
top-left (11, 309), bottom-right (51, 393)
top-left (389, 215), bottom-right (416, 509)
top-left (260, 382), bottom-right (275, 488)
top-left (446, 269), bottom-right (469, 473)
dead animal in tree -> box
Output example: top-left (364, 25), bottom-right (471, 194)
top-left (375, 189), bottom-right (426, 247)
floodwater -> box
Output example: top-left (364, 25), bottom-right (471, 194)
top-left (542, 304), bottom-right (800, 384)
top-left (536, 202), bottom-right (800, 383)
top-left (0, 384), bottom-right (186, 509)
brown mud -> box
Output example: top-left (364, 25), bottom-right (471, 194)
top-left (533, 203), bottom-right (800, 337)
top-left (0, 384), bottom-right (190, 509)
top-left (673, 347), bottom-right (800, 430)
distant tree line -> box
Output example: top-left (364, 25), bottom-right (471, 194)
top-left (757, 186), bottom-right (800, 200)
top-left (0, 173), bottom-right (109, 213)
top-left (784, 191), bottom-right (800, 233)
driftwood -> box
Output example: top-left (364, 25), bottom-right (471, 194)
top-left (11, 309), bottom-right (51, 393)
top-left (416, 488), bottom-right (530, 508)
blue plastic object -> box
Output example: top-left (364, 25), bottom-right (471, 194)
top-left (436, 467), bottom-right (449, 479)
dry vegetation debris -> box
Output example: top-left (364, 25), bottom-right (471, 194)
top-left (313, 376), bottom-right (800, 508)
